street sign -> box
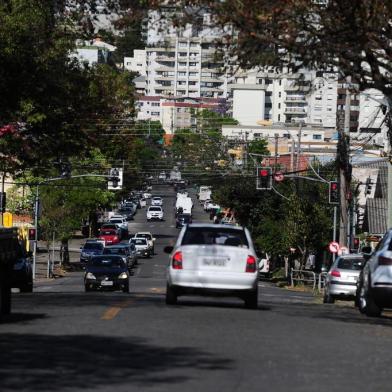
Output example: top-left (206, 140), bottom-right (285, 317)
top-left (3, 212), bottom-right (13, 228)
top-left (274, 171), bottom-right (284, 182)
top-left (328, 241), bottom-right (340, 253)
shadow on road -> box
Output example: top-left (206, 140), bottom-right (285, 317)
top-left (0, 334), bottom-right (233, 391)
top-left (0, 313), bottom-right (47, 325)
top-left (264, 300), bottom-right (392, 327)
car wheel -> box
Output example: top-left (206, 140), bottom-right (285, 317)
top-left (165, 284), bottom-right (177, 305)
top-left (20, 282), bottom-right (33, 293)
top-left (323, 286), bottom-right (335, 304)
top-left (122, 284), bottom-right (130, 293)
top-left (359, 280), bottom-right (382, 317)
top-left (244, 288), bottom-right (258, 309)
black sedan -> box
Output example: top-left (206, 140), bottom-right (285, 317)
top-left (176, 213), bottom-right (192, 228)
top-left (84, 255), bottom-right (130, 293)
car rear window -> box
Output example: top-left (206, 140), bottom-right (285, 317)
top-left (149, 207), bottom-right (162, 211)
top-left (90, 257), bottom-right (124, 267)
top-left (337, 257), bottom-right (364, 270)
top-left (103, 248), bottom-right (127, 255)
top-left (136, 234), bottom-right (152, 240)
top-left (84, 243), bottom-right (103, 250)
top-left (182, 227), bottom-right (249, 247)
top-left (132, 239), bottom-right (147, 245)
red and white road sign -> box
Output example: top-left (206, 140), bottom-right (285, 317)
top-left (274, 171), bottom-right (284, 182)
top-left (328, 241), bottom-right (340, 253)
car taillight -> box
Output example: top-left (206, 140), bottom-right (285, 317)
top-left (330, 270), bottom-right (341, 277)
top-left (172, 251), bottom-right (183, 270)
top-left (378, 256), bottom-right (392, 265)
top-left (246, 255), bottom-right (257, 273)
top-left (113, 236), bottom-right (118, 241)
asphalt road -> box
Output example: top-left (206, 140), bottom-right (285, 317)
top-left (1, 185), bottom-right (392, 392)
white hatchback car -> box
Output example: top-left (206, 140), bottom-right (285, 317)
top-left (164, 224), bottom-right (259, 308)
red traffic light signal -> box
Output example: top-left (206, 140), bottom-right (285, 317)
top-left (329, 181), bottom-right (339, 204)
top-left (256, 167), bottom-right (272, 190)
top-left (28, 228), bottom-right (36, 241)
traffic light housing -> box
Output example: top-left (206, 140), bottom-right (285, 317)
top-left (256, 167), bottom-right (272, 190)
top-left (329, 181), bottom-right (339, 204)
top-left (28, 228), bottom-right (36, 241)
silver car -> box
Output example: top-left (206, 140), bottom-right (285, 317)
top-left (164, 224), bottom-right (259, 308)
top-left (357, 229), bottom-right (392, 317)
top-left (323, 254), bottom-right (365, 303)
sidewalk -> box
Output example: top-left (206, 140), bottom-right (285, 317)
top-left (34, 237), bottom-right (86, 280)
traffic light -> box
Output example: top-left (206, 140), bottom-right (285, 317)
top-left (28, 228), bottom-right (36, 241)
top-left (329, 181), bottom-right (339, 204)
top-left (353, 237), bottom-right (360, 250)
top-left (0, 192), bottom-right (6, 213)
top-left (256, 167), bottom-right (272, 190)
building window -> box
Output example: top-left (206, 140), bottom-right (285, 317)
top-left (279, 92), bottom-right (281, 98)
top-left (179, 62), bottom-right (187, 67)
top-left (265, 78), bottom-right (272, 85)
top-left (151, 112), bottom-right (160, 116)
top-left (279, 79), bottom-right (282, 86)
top-left (313, 134), bottom-right (322, 140)
top-left (151, 102), bottom-right (160, 107)
top-left (178, 71), bottom-right (186, 76)
top-left (278, 114), bottom-right (281, 121)
top-left (278, 103), bottom-right (281, 109)
top-left (189, 81), bottom-right (197, 85)
top-left (189, 62), bottom-right (197, 67)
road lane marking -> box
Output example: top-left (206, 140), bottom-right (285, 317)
top-left (150, 287), bottom-right (165, 294)
top-left (101, 299), bottom-right (134, 320)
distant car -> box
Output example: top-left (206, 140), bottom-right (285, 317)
top-left (151, 197), bottom-right (163, 206)
top-left (175, 213), bottom-right (192, 229)
top-left (118, 207), bottom-right (135, 221)
top-left (84, 255), bottom-right (129, 292)
top-left (11, 244), bottom-right (33, 293)
top-left (146, 206), bottom-right (164, 221)
top-left (98, 228), bottom-right (120, 245)
top-left (164, 223), bottom-right (259, 308)
top-left (357, 229), bottom-right (392, 317)
top-left (143, 192), bottom-right (152, 199)
top-left (80, 241), bottom-right (105, 264)
top-left (133, 232), bottom-right (156, 254)
top-left (103, 245), bottom-right (135, 270)
top-left (140, 198), bottom-right (147, 208)
top-left (158, 172), bottom-right (166, 181)
top-left (108, 217), bottom-right (128, 237)
top-left (323, 254), bottom-right (365, 303)
top-left (100, 223), bottom-right (122, 239)
top-left (130, 238), bottom-right (151, 258)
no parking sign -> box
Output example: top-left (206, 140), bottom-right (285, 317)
top-left (328, 241), bottom-right (340, 254)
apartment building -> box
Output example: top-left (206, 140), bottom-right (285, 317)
top-left (124, 49), bottom-right (147, 75)
top-left (230, 69), bottom-right (338, 128)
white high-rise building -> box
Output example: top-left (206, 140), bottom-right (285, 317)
top-left (229, 69), bottom-right (338, 128)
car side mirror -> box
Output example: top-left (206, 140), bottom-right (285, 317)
top-left (164, 246), bottom-right (174, 254)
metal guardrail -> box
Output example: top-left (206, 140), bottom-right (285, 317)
top-left (290, 269), bottom-right (329, 293)
top-left (290, 269), bottom-right (317, 291)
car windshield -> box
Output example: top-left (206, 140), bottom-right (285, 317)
top-left (132, 239), bottom-right (147, 245)
top-left (90, 257), bottom-right (124, 267)
top-left (103, 248), bottom-right (127, 255)
top-left (182, 227), bottom-right (249, 247)
top-left (337, 257), bottom-right (364, 270)
top-left (83, 243), bottom-right (103, 250)
top-left (149, 207), bottom-right (161, 211)
top-left (110, 220), bottom-right (122, 224)
top-left (153, 198), bottom-right (161, 201)
top-left (136, 234), bottom-right (152, 240)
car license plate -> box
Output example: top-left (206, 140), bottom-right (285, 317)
top-left (101, 281), bottom-right (113, 286)
top-left (203, 258), bottom-right (226, 267)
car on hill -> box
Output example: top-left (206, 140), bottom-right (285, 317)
top-left (98, 228), bottom-right (120, 245)
top-left (164, 223), bottom-right (259, 308)
top-left (146, 206), bottom-right (164, 221)
top-left (103, 244), bottom-right (136, 270)
top-left (151, 196), bottom-right (163, 206)
top-left (84, 255), bottom-right (130, 293)
top-left (130, 238), bottom-right (151, 258)
top-left (80, 241), bottom-right (105, 264)
top-left (133, 232), bottom-right (156, 254)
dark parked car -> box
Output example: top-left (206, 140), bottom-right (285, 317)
top-left (11, 244), bottom-right (33, 292)
top-left (80, 241), bottom-right (104, 264)
top-left (84, 255), bottom-right (130, 293)
top-left (175, 213), bottom-right (192, 228)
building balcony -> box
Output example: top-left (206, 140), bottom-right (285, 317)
top-left (155, 66), bottom-right (175, 72)
top-left (155, 55), bottom-right (176, 62)
top-left (201, 76), bottom-right (223, 83)
top-left (284, 83), bottom-right (310, 92)
top-left (284, 107), bottom-right (307, 114)
top-left (155, 76), bottom-right (174, 81)
top-left (285, 96), bottom-right (307, 103)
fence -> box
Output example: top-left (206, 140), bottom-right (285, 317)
top-left (290, 269), bottom-right (328, 293)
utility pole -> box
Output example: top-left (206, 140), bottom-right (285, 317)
top-left (295, 125), bottom-right (302, 172)
top-left (291, 139), bottom-right (295, 172)
top-left (339, 77), bottom-right (352, 247)
top-left (274, 133), bottom-right (279, 171)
